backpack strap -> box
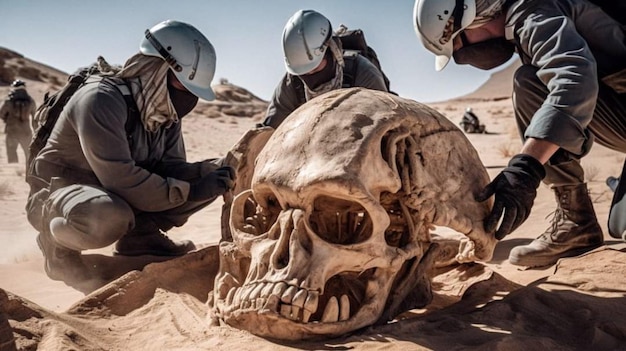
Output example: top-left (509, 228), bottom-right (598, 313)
top-left (27, 76), bottom-right (140, 189)
top-left (288, 74), bottom-right (307, 107)
top-left (342, 50), bottom-right (360, 88)
top-left (291, 51), bottom-right (360, 103)
top-left (107, 77), bottom-right (139, 146)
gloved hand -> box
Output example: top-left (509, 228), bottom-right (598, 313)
top-left (476, 154), bottom-right (545, 240)
top-left (188, 166), bottom-right (236, 201)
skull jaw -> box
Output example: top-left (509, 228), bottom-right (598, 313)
top-left (219, 304), bottom-right (382, 341)
top-left (213, 243), bottom-right (405, 340)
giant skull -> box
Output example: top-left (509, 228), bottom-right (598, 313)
top-left (213, 88), bottom-right (496, 340)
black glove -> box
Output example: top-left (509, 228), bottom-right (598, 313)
top-left (476, 154), bottom-right (545, 240)
top-left (188, 166), bottom-right (236, 201)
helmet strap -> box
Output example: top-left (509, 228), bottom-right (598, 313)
top-left (144, 29), bottom-right (183, 73)
top-left (452, 0), bottom-right (466, 32)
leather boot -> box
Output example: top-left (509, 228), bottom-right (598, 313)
top-left (113, 220), bottom-right (196, 256)
top-left (509, 183), bottom-right (604, 267)
top-left (37, 227), bottom-right (89, 282)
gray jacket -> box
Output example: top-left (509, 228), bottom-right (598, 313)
top-left (263, 54), bottom-right (388, 129)
top-left (35, 79), bottom-right (216, 212)
top-left (506, 0), bottom-right (626, 156)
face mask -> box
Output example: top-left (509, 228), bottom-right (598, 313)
top-left (167, 71), bottom-right (198, 118)
top-left (452, 35), bottom-right (515, 70)
top-left (298, 50), bottom-right (336, 89)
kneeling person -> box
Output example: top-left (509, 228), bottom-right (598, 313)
top-left (26, 20), bottom-right (235, 281)
top-left (262, 9), bottom-right (389, 129)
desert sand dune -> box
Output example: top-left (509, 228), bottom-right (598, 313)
top-left (1, 49), bottom-right (625, 350)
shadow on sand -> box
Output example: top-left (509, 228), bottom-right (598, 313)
top-left (49, 251), bottom-right (192, 295)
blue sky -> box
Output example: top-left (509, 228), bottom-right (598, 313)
top-left (0, 0), bottom-right (513, 102)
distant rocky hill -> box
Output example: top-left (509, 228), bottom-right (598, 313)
top-left (0, 47), bottom-right (68, 103)
top-left (1, 46), bottom-right (524, 122)
top-left (0, 47), bottom-right (67, 85)
top-left (0, 47), bottom-right (268, 120)
top-left (195, 83), bottom-right (268, 121)
top-left (454, 59), bottom-right (521, 102)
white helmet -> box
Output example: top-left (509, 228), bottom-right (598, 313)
top-left (11, 80), bottom-right (26, 88)
top-left (282, 9), bottom-right (332, 76)
top-left (413, 0), bottom-right (476, 71)
top-left (140, 20), bottom-right (217, 101)
top-left (466, 107), bottom-right (472, 112)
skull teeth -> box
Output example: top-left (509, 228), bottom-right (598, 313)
top-left (304, 291), bottom-right (319, 313)
top-left (292, 289), bottom-right (307, 308)
top-left (302, 309), bottom-right (312, 323)
top-left (339, 294), bottom-right (350, 321)
top-left (272, 282), bottom-right (287, 297)
top-left (250, 283), bottom-right (265, 300)
top-left (321, 296), bottom-right (338, 322)
top-left (227, 282), bottom-right (351, 323)
top-left (280, 285), bottom-right (298, 304)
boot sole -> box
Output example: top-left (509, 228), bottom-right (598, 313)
top-left (36, 233), bottom-right (90, 282)
top-left (509, 243), bottom-right (603, 268)
top-left (36, 234), bottom-right (62, 281)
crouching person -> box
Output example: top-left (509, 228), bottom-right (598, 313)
top-left (25, 20), bottom-right (235, 282)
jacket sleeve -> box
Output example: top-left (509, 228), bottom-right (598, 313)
top-left (353, 55), bottom-right (388, 92)
top-left (151, 123), bottom-right (223, 181)
top-left (262, 74), bottom-right (302, 129)
top-left (69, 84), bottom-right (190, 212)
top-left (515, 7), bottom-right (598, 156)
top-left (0, 100), bottom-right (8, 121)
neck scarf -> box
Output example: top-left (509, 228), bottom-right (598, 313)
top-left (303, 39), bottom-right (345, 101)
top-left (116, 53), bottom-right (178, 132)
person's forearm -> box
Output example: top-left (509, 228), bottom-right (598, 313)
top-left (520, 138), bottom-right (560, 164)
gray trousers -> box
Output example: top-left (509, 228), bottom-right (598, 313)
top-left (513, 65), bottom-right (626, 237)
top-left (26, 160), bottom-right (221, 251)
top-left (5, 130), bottom-right (31, 164)
top-left (38, 183), bottom-right (213, 251)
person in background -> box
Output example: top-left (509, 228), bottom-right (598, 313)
top-left (606, 176), bottom-right (620, 192)
top-left (460, 107), bottom-right (486, 133)
top-left (413, 0), bottom-right (626, 267)
top-left (25, 20), bottom-right (235, 282)
top-left (0, 79), bottom-right (36, 164)
top-left (262, 9), bottom-right (388, 129)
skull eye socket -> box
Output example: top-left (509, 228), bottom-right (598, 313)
top-left (309, 196), bottom-right (373, 245)
top-left (239, 191), bottom-right (281, 237)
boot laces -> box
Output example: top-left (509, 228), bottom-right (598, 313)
top-left (541, 207), bottom-right (565, 240)
top-left (153, 230), bottom-right (179, 246)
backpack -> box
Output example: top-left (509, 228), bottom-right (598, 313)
top-left (6, 89), bottom-right (31, 122)
top-left (27, 63), bottom-right (138, 185)
top-left (334, 25), bottom-right (394, 94)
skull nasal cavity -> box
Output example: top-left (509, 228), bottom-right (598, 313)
top-left (271, 209), bottom-right (313, 269)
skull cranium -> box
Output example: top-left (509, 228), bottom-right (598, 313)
top-left (213, 88), bottom-right (495, 340)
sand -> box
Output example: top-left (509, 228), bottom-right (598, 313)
top-left (1, 52), bottom-right (625, 350)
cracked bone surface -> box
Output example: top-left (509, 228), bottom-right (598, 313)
top-left (213, 88), bottom-right (496, 340)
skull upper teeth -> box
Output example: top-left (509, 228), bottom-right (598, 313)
top-left (223, 281), bottom-right (351, 323)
